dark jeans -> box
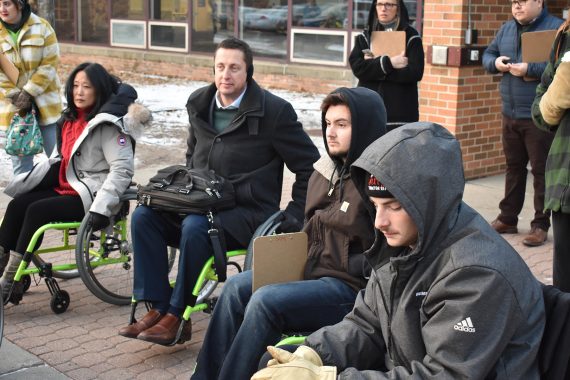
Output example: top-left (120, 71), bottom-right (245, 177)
top-left (0, 190), bottom-right (84, 254)
top-left (131, 206), bottom-right (241, 313)
top-left (498, 116), bottom-right (554, 230)
top-left (190, 270), bottom-right (357, 380)
top-left (552, 211), bottom-right (570, 292)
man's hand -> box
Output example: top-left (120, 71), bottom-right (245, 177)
top-left (252, 346), bottom-right (336, 380)
top-left (12, 90), bottom-right (33, 113)
top-left (390, 51), bottom-right (408, 69)
top-left (88, 212), bottom-right (110, 231)
top-left (495, 56), bottom-right (511, 72)
top-left (277, 211), bottom-right (302, 233)
top-left (509, 62), bottom-right (528, 77)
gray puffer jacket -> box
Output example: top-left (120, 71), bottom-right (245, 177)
top-left (306, 122), bottom-right (545, 379)
top-left (58, 84), bottom-right (151, 217)
top-left (483, 9), bottom-right (562, 119)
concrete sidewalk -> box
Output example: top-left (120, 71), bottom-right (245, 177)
top-left (0, 169), bottom-right (553, 379)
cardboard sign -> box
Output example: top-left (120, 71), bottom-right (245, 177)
top-left (252, 232), bottom-right (308, 292)
top-left (370, 31), bottom-right (406, 58)
top-left (0, 53), bottom-right (18, 85)
top-left (521, 30), bottom-right (557, 63)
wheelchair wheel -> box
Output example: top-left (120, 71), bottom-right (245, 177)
top-left (50, 290), bottom-right (70, 314)
top-left (76, 191), bottom-right (177, 305)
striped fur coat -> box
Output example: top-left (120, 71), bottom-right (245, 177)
top-left (0, 13), bottom-right (62, 130)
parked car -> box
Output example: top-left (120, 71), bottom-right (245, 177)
top-left (244, 8), bottom-right (288, 33)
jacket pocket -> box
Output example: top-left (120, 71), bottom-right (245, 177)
top-left (20, 38), bottom-right (45, 47)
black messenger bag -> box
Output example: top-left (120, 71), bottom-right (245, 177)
top-left (137, 165), bottom-right (235, 214)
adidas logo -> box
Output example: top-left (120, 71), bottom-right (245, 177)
top-left (454, 317), bottom-right (476, 333)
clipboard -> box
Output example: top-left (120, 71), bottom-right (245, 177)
top-left (252, 232), bottom-right (308, 292)
top-left (0, 52), bottom-right (18, 85)
top-left (370, 31), bottom-right (406, 58)
top-left (521, 30), bottom-right (557, 63)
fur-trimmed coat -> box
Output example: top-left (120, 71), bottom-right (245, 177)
top-left (56, 84), bottom-right (151, 217)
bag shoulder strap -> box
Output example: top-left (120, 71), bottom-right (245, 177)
top-left (207, 211), bottom-right (227, 282)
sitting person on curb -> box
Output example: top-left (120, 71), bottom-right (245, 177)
top-left (253, 122), bottom-right (546, 379)
top-left (118, 37), bottom-right (319, 345)
top-left (191, 86), bottom-right (389, 380)
top-left (0, 62), bottom-right (150, 302)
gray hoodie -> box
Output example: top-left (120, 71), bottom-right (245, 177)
top-left (306, 122), bottom-right (545, 379)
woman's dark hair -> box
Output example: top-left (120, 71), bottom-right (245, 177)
top-left (63, 62), bottom-right (121, 121)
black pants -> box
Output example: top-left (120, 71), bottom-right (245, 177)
top-left (498, 116), bottom-right (554, 230)
top-left (552, 211), bottom-right (570, 292)
top-left (0, 190), bottom-right (84, 254)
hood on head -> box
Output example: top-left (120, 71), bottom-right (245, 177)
top-left (99, 83), bottom-right (138, 117)
top-left (321, 87), bottom-right (387, 169)
top-left (366, 0), bottom-right (411, 32)
top-left (351, 122), bottom-right (465, 253)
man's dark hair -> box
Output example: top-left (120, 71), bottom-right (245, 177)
top-left (215, 37), bottom-right (254, 79)
top-left (321, 92), bottom-right (349, 114)
top-left (63, 62), bottom-right (120, 121)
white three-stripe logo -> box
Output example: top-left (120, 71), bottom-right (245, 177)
top-left (454, 317), bottom-right (476, 333)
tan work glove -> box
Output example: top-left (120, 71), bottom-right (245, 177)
top-left (251, 346), bottom-right (337, 380)
top-left (540, 60), bottom-right (570, 125)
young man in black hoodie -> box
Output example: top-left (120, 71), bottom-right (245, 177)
top-left (191, 87), bottom-right (388, 380)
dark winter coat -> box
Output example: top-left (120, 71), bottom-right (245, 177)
top-left (185, 79), bottom-right (319, 246)
top-left (303, 87), bottom-right (387, 292)
top-left (306, 122), bottom-right (545, 379)
top-left (349, 0), bottom-right (424, 129)
top-left (483, 8), bottom-right (562, 119)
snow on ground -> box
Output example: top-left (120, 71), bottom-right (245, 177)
top-left (0, 80), bottom-right (327, 188)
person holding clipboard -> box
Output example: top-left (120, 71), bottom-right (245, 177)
top-left (0, 0), bottom-right (62, 175)
top-left (349, 0), bottom-right (424, 131)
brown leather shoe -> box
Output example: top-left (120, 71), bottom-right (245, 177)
top-left (491, 219), bottom-right (518, 234)
top-left (523, 227), bottom-right (547, 247)
top-left (137, 313), bottom-right (181, 345)
top-left (118, 309), bottom-right (163, 339)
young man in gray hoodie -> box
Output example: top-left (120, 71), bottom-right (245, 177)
top-left (254, 122), bottom-right (545, 379)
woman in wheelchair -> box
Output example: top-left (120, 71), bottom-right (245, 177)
top-left (0, 62), bottom-right (150, 303)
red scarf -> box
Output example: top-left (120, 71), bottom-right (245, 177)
top-left (55, 109), bottom-right (90, 195)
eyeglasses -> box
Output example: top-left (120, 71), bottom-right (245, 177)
top-left (376, 2), bottom-right (399, 10)
top-left (510, 0), bottom-right (528, 6)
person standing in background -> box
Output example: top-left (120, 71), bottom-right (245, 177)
top-left (532, 17), bottom-right (570, 291)
top-left (0, 0), bottom-right (62, 175)
top-left (349, 0), bottom-right (424, 131)
top-left (482, 0), bottom-right (562, 247)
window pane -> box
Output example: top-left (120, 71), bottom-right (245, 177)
top-left (79, 0), bottom-right (109, 43)
top-left (292, 0), bottom-right (347, 29)
top-left (239, 1), bottom-right (288, 59)
top-left (191, 0), bottom-right (235, 53)
top-left (112, 0), bottom-right (145, 19)
top-left (54, 0), bottom-right (74, 41)
top-left (111, 21), bottom-right (146, 48)
top-left (150, 23), bottom-right (187, 50)
top-left (292, 32), bottom-right (345, 63)
top-left (151, 0), bottom-right (189, 22)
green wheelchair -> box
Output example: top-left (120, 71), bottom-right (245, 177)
top-left (126, 210), bottom-right (284, 346)
top-left (3, 187), bottom-right (176, 314)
